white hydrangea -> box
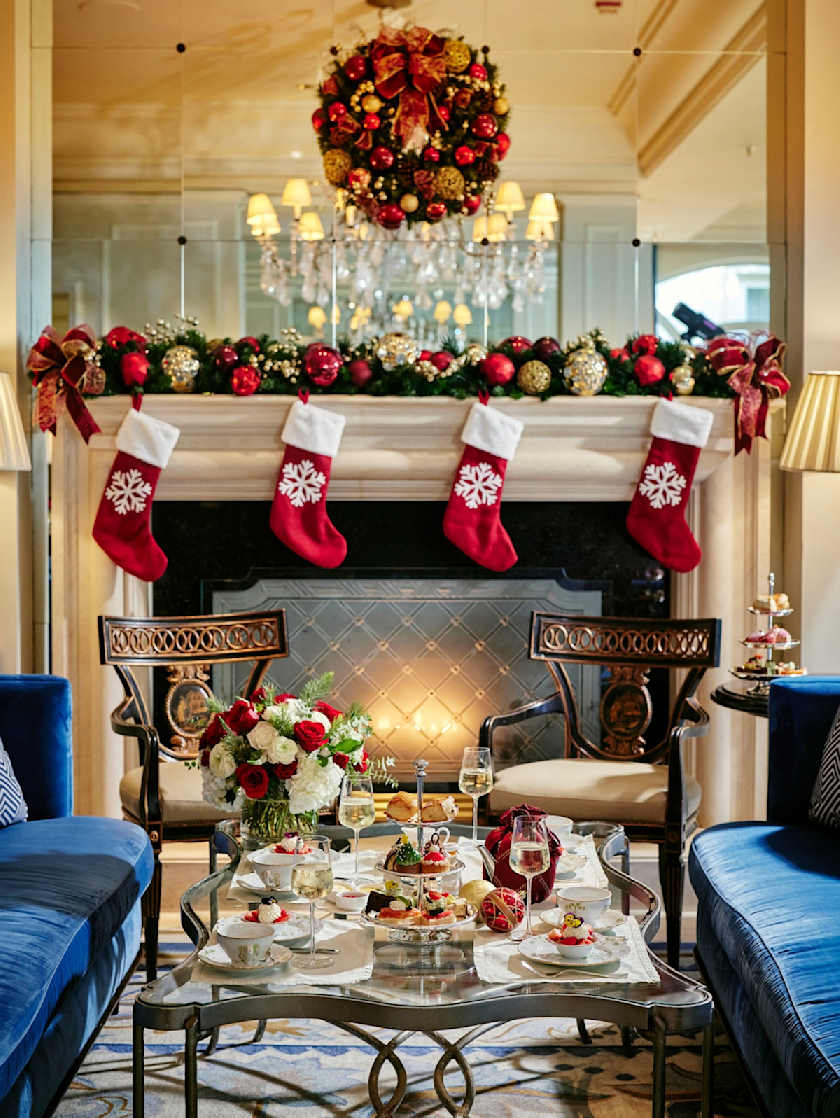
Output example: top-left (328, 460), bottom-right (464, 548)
top-left (201, 765), bottom-right (230, 809)
top-left (208, 742), bottom-right (236, 779)
top-left (288, 752), bottom-right (343, 816)
top-left (247, 720), bottom-right (280, 755)
top-left (268, 698), bottom-right (308, 723)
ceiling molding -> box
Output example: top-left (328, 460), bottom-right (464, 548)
top-left (637, 7), bottom-right (766, 177)
top-left (607, 0), bottom-right (680, 116)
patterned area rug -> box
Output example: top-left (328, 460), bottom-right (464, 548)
top-left (57, 944), bottom-right (759, 1118)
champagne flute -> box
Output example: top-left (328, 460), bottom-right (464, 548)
top-left (290, 835), bottom-right (333, 971)
top-left (459, 747), bottom-right (493, 843)
top-left (337, 772), bottom-right (375, 879)
top-left (509, 815), bottom-right (549, 940)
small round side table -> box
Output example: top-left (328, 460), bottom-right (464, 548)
top-left (711, 683), bottom-right (769, 718)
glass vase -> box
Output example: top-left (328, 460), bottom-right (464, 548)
top-left (239, 798), bottom-right (312, 852)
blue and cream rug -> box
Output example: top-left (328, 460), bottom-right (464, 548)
top-left (57, 944), bottom-right (758, 1117)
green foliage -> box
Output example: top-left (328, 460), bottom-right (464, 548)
top-left (300, 671), bottom-right (335, 705)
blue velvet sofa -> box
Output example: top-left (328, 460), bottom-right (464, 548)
top-left (0, 675), bottom-right (153, 1118)
top-left (690, 676), bottom-right (840, 1117)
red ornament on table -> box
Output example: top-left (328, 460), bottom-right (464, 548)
top-left (480, 353), bottom-right (516, 386)
top-left (471, 113), bottom-right (498, 139)
top-left (363, 113), bottom-right (381, 130)
top-left (377, 203), bottom-right (405, 229)
top-left (231, 366), bottom-right (261, 396)
top-left (634, 354), bottom-right (666, 386)
top-left (469, 63), bottom-right (487, 80)
top-left (496, 132), bottom-right (511, 158)
top-left (431, 351), bottom-right (454, 371)
top-left (426, 201), bottom-right (446, 220)
top-left (462, 194), bottom-right (481, 214)
top-left (348, 359), bottom-right (373, 388)
top-left (533, 336), bottom-right (561, 360)
top-left (423, 146), bottom-right (441, 163)
top-left (370, 145), bottom-right (394, 170)
top-left (311, 107), bottom-right (327, 132)
top-left (344, 54), bottom-right (368, 82)
top-left (502, 335), bottom-right (532, 355)
top-left (455, 145), bottom-right (476, 166)
top-left (480, 887), bottom-right (525, 933)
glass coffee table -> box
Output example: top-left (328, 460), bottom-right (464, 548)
top-left (133, 821), bottom-right (713, 1118)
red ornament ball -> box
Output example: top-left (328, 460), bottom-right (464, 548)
top-left (377, 203), bottom-right (404, 230)
top-left (214, 344), bottom-right (239, 371)
top-left (480, 352), bottom-right (516, 387)
top-left (231, 366), bottom-right (261, 396)
top-left (348, 359), bottom-right (373, 388)
top-left (610, 347), bottom-right (630, 362)
top-left (419, 349), bottom-right (432, 361)
top-left (120, 351), bottom-right (149, 388)
top-left (480, 887), bottom-right (525, 933)
top-left (455, 145), bottom-right (476, 167)
top-left (304, 343), bottom-right (343, 387)
top-left (496, 132), bottom-right (511, 158)
top-left (632, 333), bottom-right (659, 356)
top-left (634, 354), bottom-right (666, 387)
top-left (462, 194), bottom-right (482, 214)
top-left (426, 201), bottom-right (447, 221)
top-left (533, 336), bottom-right (561, 360)
top-left (431, 351), bottom-right (454, 371)
top-left (503, 335), bottom-right (532, 354)
top-left (472, 113), bottom-right (498, 139)
top-left (437, 104), bottom-right (451, 124)
top-left (311, 107), bottom-right (327, 132)
top-left (469, 63), bottom-right (487, 80)
top-left (238, 336), bottom-right (260, 353)
top-left (363, 113), bottom-right (381, 130)
top-left (423, 146), bottom-right (441, 163)
top-left (344, 54), bottom-right (368, 82)
top-left (328, 102), bottom-right (347, 122)
top-left (370, 145), bottom-right (395, 170)
top-left (347, 167), bottom-right (371, 191)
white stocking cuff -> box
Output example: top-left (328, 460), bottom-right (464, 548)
top-left (115, 407), bottom-right (180, 469)
top-left (461, 402), bottom-right (523, 461)
top-left (650, 398), bottom-right (713, 449)
top-left (282, 400), bottom-right (345, 457)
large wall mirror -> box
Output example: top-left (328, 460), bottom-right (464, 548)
top-left (44, 0), bottom-right (773, 350)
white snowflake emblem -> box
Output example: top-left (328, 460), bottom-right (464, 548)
top-left (104, 468), bottom-right (152, 516)
top-left (454, 461), bottom-right (502, 510)
top-left (278, 458), bottom-right (327, 507)
top-left (639, 461), bottom-right (687, 509)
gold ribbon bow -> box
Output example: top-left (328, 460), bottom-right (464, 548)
top-left (371, 26), bottom-right (447, 150)
top-left (706, 333), bottom-right (789, 454)
top-left (26, 324), bottom-right (102, 442)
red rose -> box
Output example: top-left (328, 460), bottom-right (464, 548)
top-left (223, 699), bottom-right (260, 736)
top-left (355, 751), bottom-right (369, 773)
top-left (314, 700), bottom-right (342, 722)
top-left (333, 752), bottom-right (349, 770)
top-left (200, 714), bottom-right (226, 748)
top-left (237, 335), bottom-right (261, 353)
top-left (631, 334), bottom-right (659, 356)
top-left (634, 354), bottom-right (666, 386)
top-left (610, 347), bottom-right (630, 362)
top-left (235, 763), bottom-right (269, 799)
top-left (105, 325), bottom-right (146, 351)
top-left (273, 760), bottom-right (298, 780)
top-left (276, 692), bottom-right (297, 701)
top-left (200, 748), bottom-right (210, 767)
top-left (120, 351), bottom-right (149, 388)
top-left (249, 687), bottom-right (268, 704)
top-left (294, 720), bottom-right (327, 753)
top-left (231, 365), bottom-right (261, 396)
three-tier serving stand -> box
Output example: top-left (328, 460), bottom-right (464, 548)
top-left (732, 572), bottom-right (803, 695)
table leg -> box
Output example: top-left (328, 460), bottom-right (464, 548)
top-left (651, 1024), bottom-right (666, 1118)
top-left (184, 1015), bottom-right (199, 1118)
top-left (133, 1020), bottom-right (145, 1118)
top-left (701, 1021), bottom-right (714, 1118)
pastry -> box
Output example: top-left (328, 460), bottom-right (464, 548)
top-left (420, 909), bottom-right (456, 926)
top-left (741, 653), bottom-right (766, 672)
top-left (421, 832), bottom-right (451, 872)
top-left (242, 897), bottom-right (290, 924)
top-left (272, 834), bottom-right (312, 855)
top-left (384, 836), bottom-right (423, 874)
top-left (377, 896), bottom-right (421, 925)
top-left (385, 792), bottom-right (459, 824)
top-left (548, 912), bottom-right (596, 958)
top-left (365, 890), bottom-right (393, 915)
top-left (422, 889), bottom-right (452, 917)
top-left (421, 796), bottom-right (459, 823)
top-left (385, 791), bottom-right (417, 823)
top-left (753, 593), bottom-right (790, 612)
top-left (746, 627), bottom-right (791, 645)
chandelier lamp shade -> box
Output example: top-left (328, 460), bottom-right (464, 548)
top-left (526, 217), bottom-right (555, 242)
top-left (0, 372), bottom-right (30, 471)
top-left (528, 192), bottom-right (559, 223)
top-left (453, 303), bottom-right (473, 327)
top-left (434, 300), bottom-right (453, 324)
top-left (246, 193), bottom-right (281, 239)
top-left (494, 181), bottom-right (526, 218)
top-left (780, 370), bottom-right (840, 472)
top-left (298, 212), bottom-right (325, 241)
top-left (308, 305), bottom-right (327, 332)
top-left (472, 214), bottom-right (508, 243)
top-left (281, 177), bottom-right (312, 218)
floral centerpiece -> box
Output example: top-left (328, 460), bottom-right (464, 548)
top-left (198, 672), bottom-right (382, 842)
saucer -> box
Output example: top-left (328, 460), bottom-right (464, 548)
top-left (540, 907), bottom-right (626, 935)
top-left (553, 852), bottom-right (587, 878)
top-left (518, 934), bottom-right (622, 970)
top-left (233, 871), bottom-right (296, 900)
top-left (198, 942), bottom-right (292, 973)
top-left (217, 914), bottom-right (311, 947)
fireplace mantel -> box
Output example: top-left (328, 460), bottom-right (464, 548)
top-left (51, 394), bottom-right (783, 828)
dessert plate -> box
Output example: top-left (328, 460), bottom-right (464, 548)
top-left (518, 934), bottom-right (622, 969)
top-left (540, 907), bottom-right (626, 935)
top-left (198, 942), bottom-right (292, 972)
top-left (553, 852), bottom-right (587, 878)
top-left (233, 871), bottom-right (296, 900)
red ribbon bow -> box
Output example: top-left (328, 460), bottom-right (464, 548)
top-left (706, 333), bottom-right (789, 454)
top-left (371, 26), bottom-right (447, 149)
top-left (26, 324), bottom-right (102, 443)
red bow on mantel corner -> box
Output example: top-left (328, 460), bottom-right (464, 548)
top-left (706, 333), bottom-right (790, 454)
top-left (371, 26), bottom-right (447, 150)
top-left (26, 324), bottom-right (103, 443)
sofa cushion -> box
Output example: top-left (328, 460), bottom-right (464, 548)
top-left (810, 705), bottom-right (840, 828)
top-left (690, 822), bottom-right (840, 1115)
top-left (0, 737), bottom-right (27, 827)
top-left (490, 757), bottom-right (701, 824)
top-left (120, 761), bottom-right (236, 825)
top-left (0, 816), bottom-right (153, 1103)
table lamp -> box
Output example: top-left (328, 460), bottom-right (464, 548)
top-left (0, 372), bottom-right (30, 471)
top-left (780, 370), bottom-right (840, 472)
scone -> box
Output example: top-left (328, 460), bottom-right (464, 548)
top-left (385, 791), bottom-right (417, 823)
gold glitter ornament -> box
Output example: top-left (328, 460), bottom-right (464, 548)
top-left (376, 332), bottom-right (420, 370)
top-left (517, 359), bottom-right (551, 395)
top-left (463, 343), bottom-right (488, 365)
top-left (400, 193), bottom-right (419, 213)
top-left (162, 344), bottom-right (200, 393)
top-left (669, 364), bottom-right (696, 395)
top-left (206, 337), bottom-right (224, 353)
top-left (361, 93), bottom-right (383, 113)
top-left (443, 39), bottom-right (471, 72)
top-left (563, 343), bottom-right (608, 396)
top-left (434, 165), bottom-right (465, 200)
top-left (323, 148), bottom-right (352, 186)
top-left (83, 363), bottom-right (106, 396)
top-left (493, 96), bottom-right (509, 115)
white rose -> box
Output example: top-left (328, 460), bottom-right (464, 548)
top-left (247, 720), bottom-right (280, 754)
top-left (263, 735), bottom-right (298, 765)
top-left (208, 742), bottom-right (236, 779)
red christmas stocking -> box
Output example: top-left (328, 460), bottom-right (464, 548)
top-left (626, 398), bottom-right (714, 572)
top-left (270, 398), bottom-right (347, 568)
top-left (443, 401), bottom-right (523, 571)
top-left (92, 406), bottom-right (180, 581)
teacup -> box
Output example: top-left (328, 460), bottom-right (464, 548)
top-left (555, 885), bottom-right (611, 926)
top-left (249, 847), bottom-right (304, 892)
top-left (546, 816), bottom-right (574, 846)
top-left (216, 918), bottom-right (275, 967)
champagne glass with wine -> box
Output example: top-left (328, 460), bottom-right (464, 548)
top-left (459, 746), bottom-right (493, 843)
top-left (290, 835), bottom-right (333, 971)
top-left (338, 772), bottom-right (375, 879)
top-left (509, 814), bottom-right (549, 939)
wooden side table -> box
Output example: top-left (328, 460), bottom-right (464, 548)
top-left (711, 683), bottom-right (769, 718)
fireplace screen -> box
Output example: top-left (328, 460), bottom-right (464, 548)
top-left (211, 577), bottom-right (602, 780)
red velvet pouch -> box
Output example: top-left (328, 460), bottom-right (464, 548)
top-left (483, 803), bottom-right (563, 903)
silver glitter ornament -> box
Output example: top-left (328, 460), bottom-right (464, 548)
top-left (563, 343), bottom-right (608, 396)
top-left (162, 344), bottom-right (200, 393)
top-left (376, 332), bottom-right (420, 371)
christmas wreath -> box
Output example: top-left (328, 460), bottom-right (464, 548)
top-left (311, 25), bottom-right (510, 229)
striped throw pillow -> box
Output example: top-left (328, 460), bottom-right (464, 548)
top-left (809, 705), bottom-right (840, 827)
top-left (0, 736), bottom-right (28, 827)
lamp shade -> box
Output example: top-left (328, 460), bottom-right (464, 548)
top-left (308, 306), bottom-right (327, 329)
top-left (494, 181), bottom-right (525, 216)
top-left (433, 299), bottom-right (452, 323)
top-left (453, 303), bottom-right (472, 326)
top-left (529, 192), bottom-right (559, 222)
top-left (526, 217), bottom-right (555, 242)
top-left (472, 215), bottom-right (487, 243)
top-left (486, 213), bottom-right (508, 242)
top-left (298, 211), bottom-right (325, 241)
top-left (281, 178), bottom-right (312, 215)
top-left (780, 370), bottom-right (840, 471)
top-left (0, 372), bottom-right (31, 471)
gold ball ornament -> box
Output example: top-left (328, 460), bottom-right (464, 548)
top-left (434, 165), bottom-right (465, 200)
top-left (322, 148), bottom-right (352, 187)
top-left (669, 364), bottom-right (696, 395)
top-left (563, 344), bottom-right (608, 396)
top-left (161, 344), bottom-right (200, 393)
top-left (463, 343), bottom-right (488, 365)
top-left (493, 96), bottom-right (509, 115)
top-left (443, 39), bottom-right (471, 73)
top-left (206, 337), bottom-right (224, 353)
top-left (400, 193), bottom-right (419, 213)
top-left (460, 879), bottom-right (496, 911)
top-left (82, 363), bottom-right (106, 396)
top-left (361, 93), bottom-right (383, 113)
top-left (376, 332), bottom-right (420, 371)
top-left (517, 359), bottom-right (551, 395)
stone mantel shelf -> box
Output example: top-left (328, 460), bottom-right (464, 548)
top-left (86, 395), bottom-right (745, 502)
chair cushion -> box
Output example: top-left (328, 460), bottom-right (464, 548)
top-left (690, 822), bottom-right (840, 1115)
top-left (489, 757), bottom-right (701, 824)
top-left (120, 761), bottom-right (237, 826)
top-left (0, 816), bottom-right (152, 1102)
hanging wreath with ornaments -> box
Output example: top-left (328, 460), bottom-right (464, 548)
top-left (311, 26), bottom-right (511, 229)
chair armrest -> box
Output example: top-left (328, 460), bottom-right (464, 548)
top-left (0, 674), bottom-right (73, 819)
top-left (111, 697), bottom-right (162, 826)
top-left (768, 676), bottom-right (840, 824)
top-left (479, 692), bottom-right (566, 758)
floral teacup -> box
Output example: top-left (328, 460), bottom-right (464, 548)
top-left (554, 885), bottom-right (611, 926)
top-left (216, 919), bottom-right (275, 967)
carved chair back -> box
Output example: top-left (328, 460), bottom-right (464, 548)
top-left (99, 611), bottom-right (289, 762)
top-left (529, 612), bottom-right (721, 763)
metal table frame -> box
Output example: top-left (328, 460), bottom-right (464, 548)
top-left (133, 821), bottom-right (714, 1118)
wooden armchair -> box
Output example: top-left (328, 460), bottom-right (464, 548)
top-left (99, 610), bottom-right (288, 978)
top-left (480, 612), bottom-right (721, 968)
